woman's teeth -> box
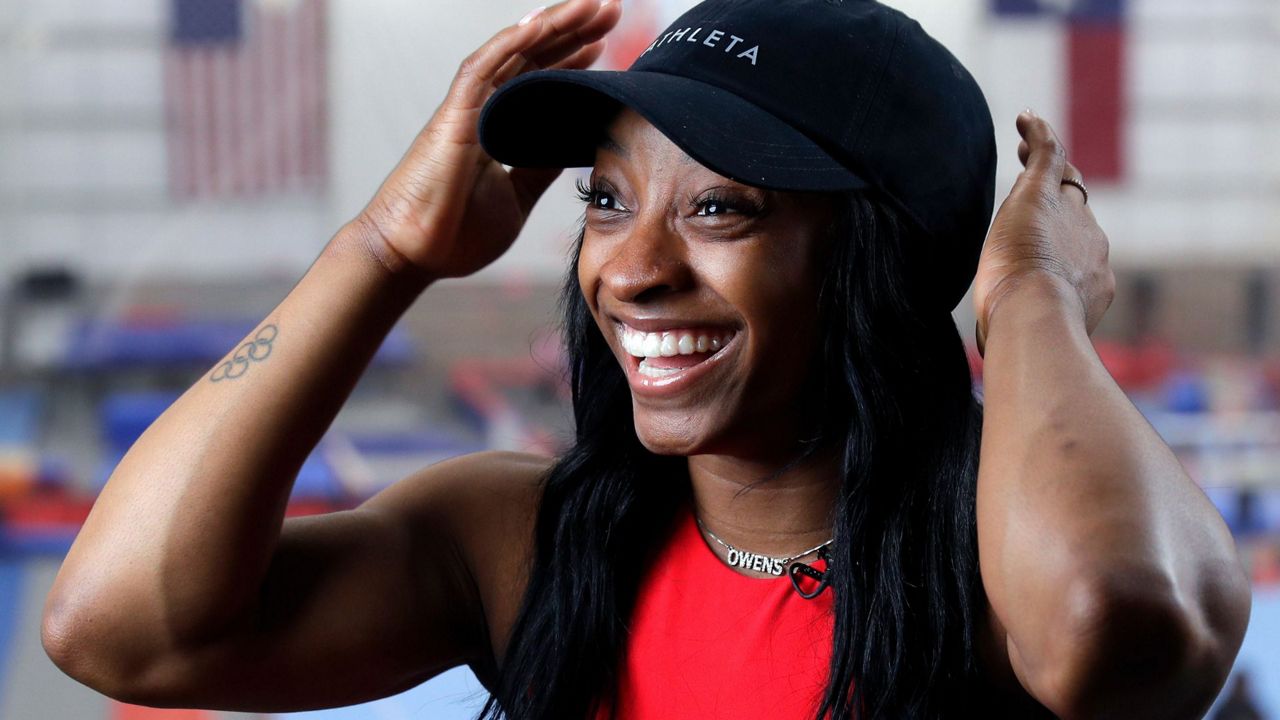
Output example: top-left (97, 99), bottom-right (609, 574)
top-left (638, 363), bottom-right (684, 378)
top-left (619, 326), bottom-right (736, 359)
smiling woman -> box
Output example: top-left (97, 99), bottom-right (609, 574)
top-left (42, 0), bottom-right (1251, 719)
top-left (493, 104), bottom-right (998, 717)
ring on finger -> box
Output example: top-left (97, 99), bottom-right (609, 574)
top-left (1061, 176), bottom-right (1088, 204)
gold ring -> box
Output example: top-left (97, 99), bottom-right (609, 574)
top-left (1061, 176), bottom-right (1088, 204)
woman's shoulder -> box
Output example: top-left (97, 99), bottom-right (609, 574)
top-left (434, 449), bottom-right (551, 565)
top-left (371, 449), bottom-right (550, 542)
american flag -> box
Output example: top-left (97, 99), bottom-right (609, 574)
top-left (992, 0), bottom-right (1127, 182)
top-left (165, 0), bottom-right (327, 200)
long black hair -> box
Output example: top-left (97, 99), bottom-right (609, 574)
top-left (478, 190), bottom-right (987, 719)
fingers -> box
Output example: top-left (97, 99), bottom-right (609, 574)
top-left (1019, 131), bottom-right (1084, 197)
top-left (447, 0), bottom-right (617, 112)
top-left (490, 3), bottom-right (617, 90)
top-left (1012, 111), bottom-right (1094, 207)
top-left (552, 38), bottom-right (609, 70)
top-left (1014, 110), bottom-right (1068, 191)
top-left (521, 0), bottom-right (619, 73)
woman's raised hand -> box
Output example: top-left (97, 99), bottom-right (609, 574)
top-left (351, 0), bottom-right (620, 282)
top-left (972, 112), bottom-right (1116, 356)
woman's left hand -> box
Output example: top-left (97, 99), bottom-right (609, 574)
top-left (971, 111), bottom-right (1115, 356)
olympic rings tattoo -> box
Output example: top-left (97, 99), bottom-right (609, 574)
top-left (210, 324), bottom-right (278, 382)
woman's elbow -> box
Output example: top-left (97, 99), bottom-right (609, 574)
top-left (1037, 565), bottom-right (1251, 720)
top-left (42, 593), bottom-right (169, 705)
top-left (42, 600), bottom-right (120, 698)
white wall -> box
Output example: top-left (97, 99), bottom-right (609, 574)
top-left (2, 0), bottom-right (1275, 288)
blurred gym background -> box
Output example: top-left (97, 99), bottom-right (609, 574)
top-left (0, 0), bottom-right (1277, 717)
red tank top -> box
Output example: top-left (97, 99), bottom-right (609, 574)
top-left (595, 497), bottom-right (836, 719)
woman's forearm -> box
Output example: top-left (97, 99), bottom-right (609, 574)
top-left (44, 221), bottom-right (430, 657)
top-left (974, 273), bottom-right (1250, 718)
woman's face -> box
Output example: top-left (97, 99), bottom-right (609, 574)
top-left (577, 108), bottom-right (837, 458)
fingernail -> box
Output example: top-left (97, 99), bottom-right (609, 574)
top-left (518, 5), bottom-right (545, 25)
top-left (1023, 107), bottom-right (1037, 117)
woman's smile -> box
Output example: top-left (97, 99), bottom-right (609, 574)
top-left (612, 319), bottom-right (743, 396)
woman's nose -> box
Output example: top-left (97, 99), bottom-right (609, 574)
top-left (598, 219), bottom-right (695, 304)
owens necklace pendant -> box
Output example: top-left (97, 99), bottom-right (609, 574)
top-left (788, 546), bottom-right (832, 599)
top-left (696, 516), bottom-right (834, 577)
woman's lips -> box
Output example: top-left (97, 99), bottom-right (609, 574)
top-left (613, 322), bottom-right (741, 397)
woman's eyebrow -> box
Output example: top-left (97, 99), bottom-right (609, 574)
top-left (597, 135), bottom-right (629, 159)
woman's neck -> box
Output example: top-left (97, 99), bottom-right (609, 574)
top-left (686, 440), bottom-right (842, 558)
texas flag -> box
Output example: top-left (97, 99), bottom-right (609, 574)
top-left (991, 0), bottom-right (1127, 182)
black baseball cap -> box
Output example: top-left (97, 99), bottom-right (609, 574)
top-left (478, 0), bottom-right (997, 313)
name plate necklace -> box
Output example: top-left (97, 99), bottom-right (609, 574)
top-left (695, 516), bottom-right (833, 577)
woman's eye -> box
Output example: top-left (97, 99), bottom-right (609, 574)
top-left (576, 179), bottom-right (628, 212)
top-left (696, 197), bottom-right (742, 217)
top-left (592, 192), bottom-right (623, 211)
top-left (697, 200), bottom-right (729, 217)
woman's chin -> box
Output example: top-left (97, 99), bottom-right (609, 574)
top-left (635, 432), bottom-right (701, 457)
top-left (632, 415), bottom-right (756, 457)
top-left (633, 416), bottom-right (717, 457)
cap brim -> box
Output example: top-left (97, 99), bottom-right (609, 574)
top-left (478, 69), bottom-right (868, 192)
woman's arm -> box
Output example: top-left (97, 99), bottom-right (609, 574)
top-left (40, 228), bottom-right (471, 708)
top-left (973, 115), bottom-right (1251, 719)
top-left (41, 0), bottom-right (619, 709)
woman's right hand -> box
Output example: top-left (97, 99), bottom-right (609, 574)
top-left (352, 0), bottom-right (620, 282)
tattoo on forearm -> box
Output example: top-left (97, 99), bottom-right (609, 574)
top-left (210, 324), bottom-right (278, 382)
